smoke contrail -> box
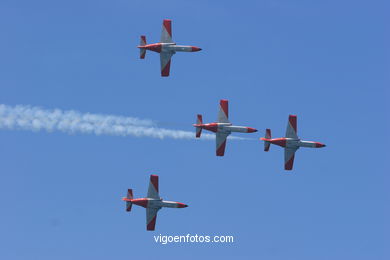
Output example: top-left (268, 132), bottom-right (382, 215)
top-left (0, 104), bottom-right (246, 140)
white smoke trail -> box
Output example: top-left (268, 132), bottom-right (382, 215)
top-left (0, 104), bottom-right (247, 140)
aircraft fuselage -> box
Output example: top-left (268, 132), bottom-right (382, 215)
top-left (263, 137), bottom-right (326, 149)
top-left (194, 122), bottom-right (257, 134)
top-left (138, 43), bottom-right (202, 54)
top-left (126, 198), bottom-right (188, 209)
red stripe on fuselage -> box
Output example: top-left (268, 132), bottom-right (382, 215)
top-left (199, 123), bottom-right (219, 133)
top-left (141, 43), bottom-right (162, 53)
top-left (131, 198), bottom-right (148, 208)
top-left (270, 138), bottom-right (287, 147)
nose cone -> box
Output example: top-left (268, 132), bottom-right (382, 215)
top-left (316, 142), bottom-right (326, 148)
top-left (177, 203), bottom-right (188, 208)
top-left (191, 46), bottom-right (202, 52)
top-left (247, 127), bottom-right (258, 133)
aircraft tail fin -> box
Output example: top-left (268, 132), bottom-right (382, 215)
top-left (139, 35), bottom-right (146, 59)
top-left (125, 189), bottom-right (133, 212)
top-left (263, 129), bottom-right (271, 151)
top-left (196, 114), bottom-right (203, 138)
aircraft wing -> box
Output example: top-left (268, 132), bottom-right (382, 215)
top-left (160, 52), bottom-right (173, 77)
top-left (147, 175), bottom-right (160, 199)
top-left (146, 207), bottom-right (159, 231)
top-left (216, 132), bottom-right (229, 156)
top-left (284, 147), bottom-right (298, 170)
top-left (217, 99), bottom-right (230, 123)
top-left (160, 19), bottom-right (173, 43)
top-left (285, 115), bottom-right (298, 139)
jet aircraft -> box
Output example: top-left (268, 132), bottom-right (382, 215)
top-left (137, 19), bottom-right (202, 77)
top-left (260, 115), bottom-right (326, 170)
top-left (193, 99), bottom-right (258, 156)
top-left (122, 174), bottom-right (188, 231)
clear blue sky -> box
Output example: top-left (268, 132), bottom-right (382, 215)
top-left (0, 0), bottom-right (388, 259)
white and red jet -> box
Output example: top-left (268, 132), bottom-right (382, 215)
top-left (260, 115), bottom-right (326, 170)
top-left (137, 19), bottom-right (202, 77)
top-left (122, 174), bottom-right (188, 231)
top-left (193, 99), bottom-right (258, 156)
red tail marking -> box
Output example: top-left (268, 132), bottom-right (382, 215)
top-left (220, 99), bottom-right (228, 119)
top-left (163, 19), bottom-right (172, 37)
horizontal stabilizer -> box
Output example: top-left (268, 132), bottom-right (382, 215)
top-left (265, 129), bottom-right (271, 139)
top-left (139, 36), bottom-right (146, 59)
top-left (126, 189), bottom-right (133, 212)
top-left (264, 129), bottom-right (271, 151)
top-left (196, 114), bottom-right (203, 138)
